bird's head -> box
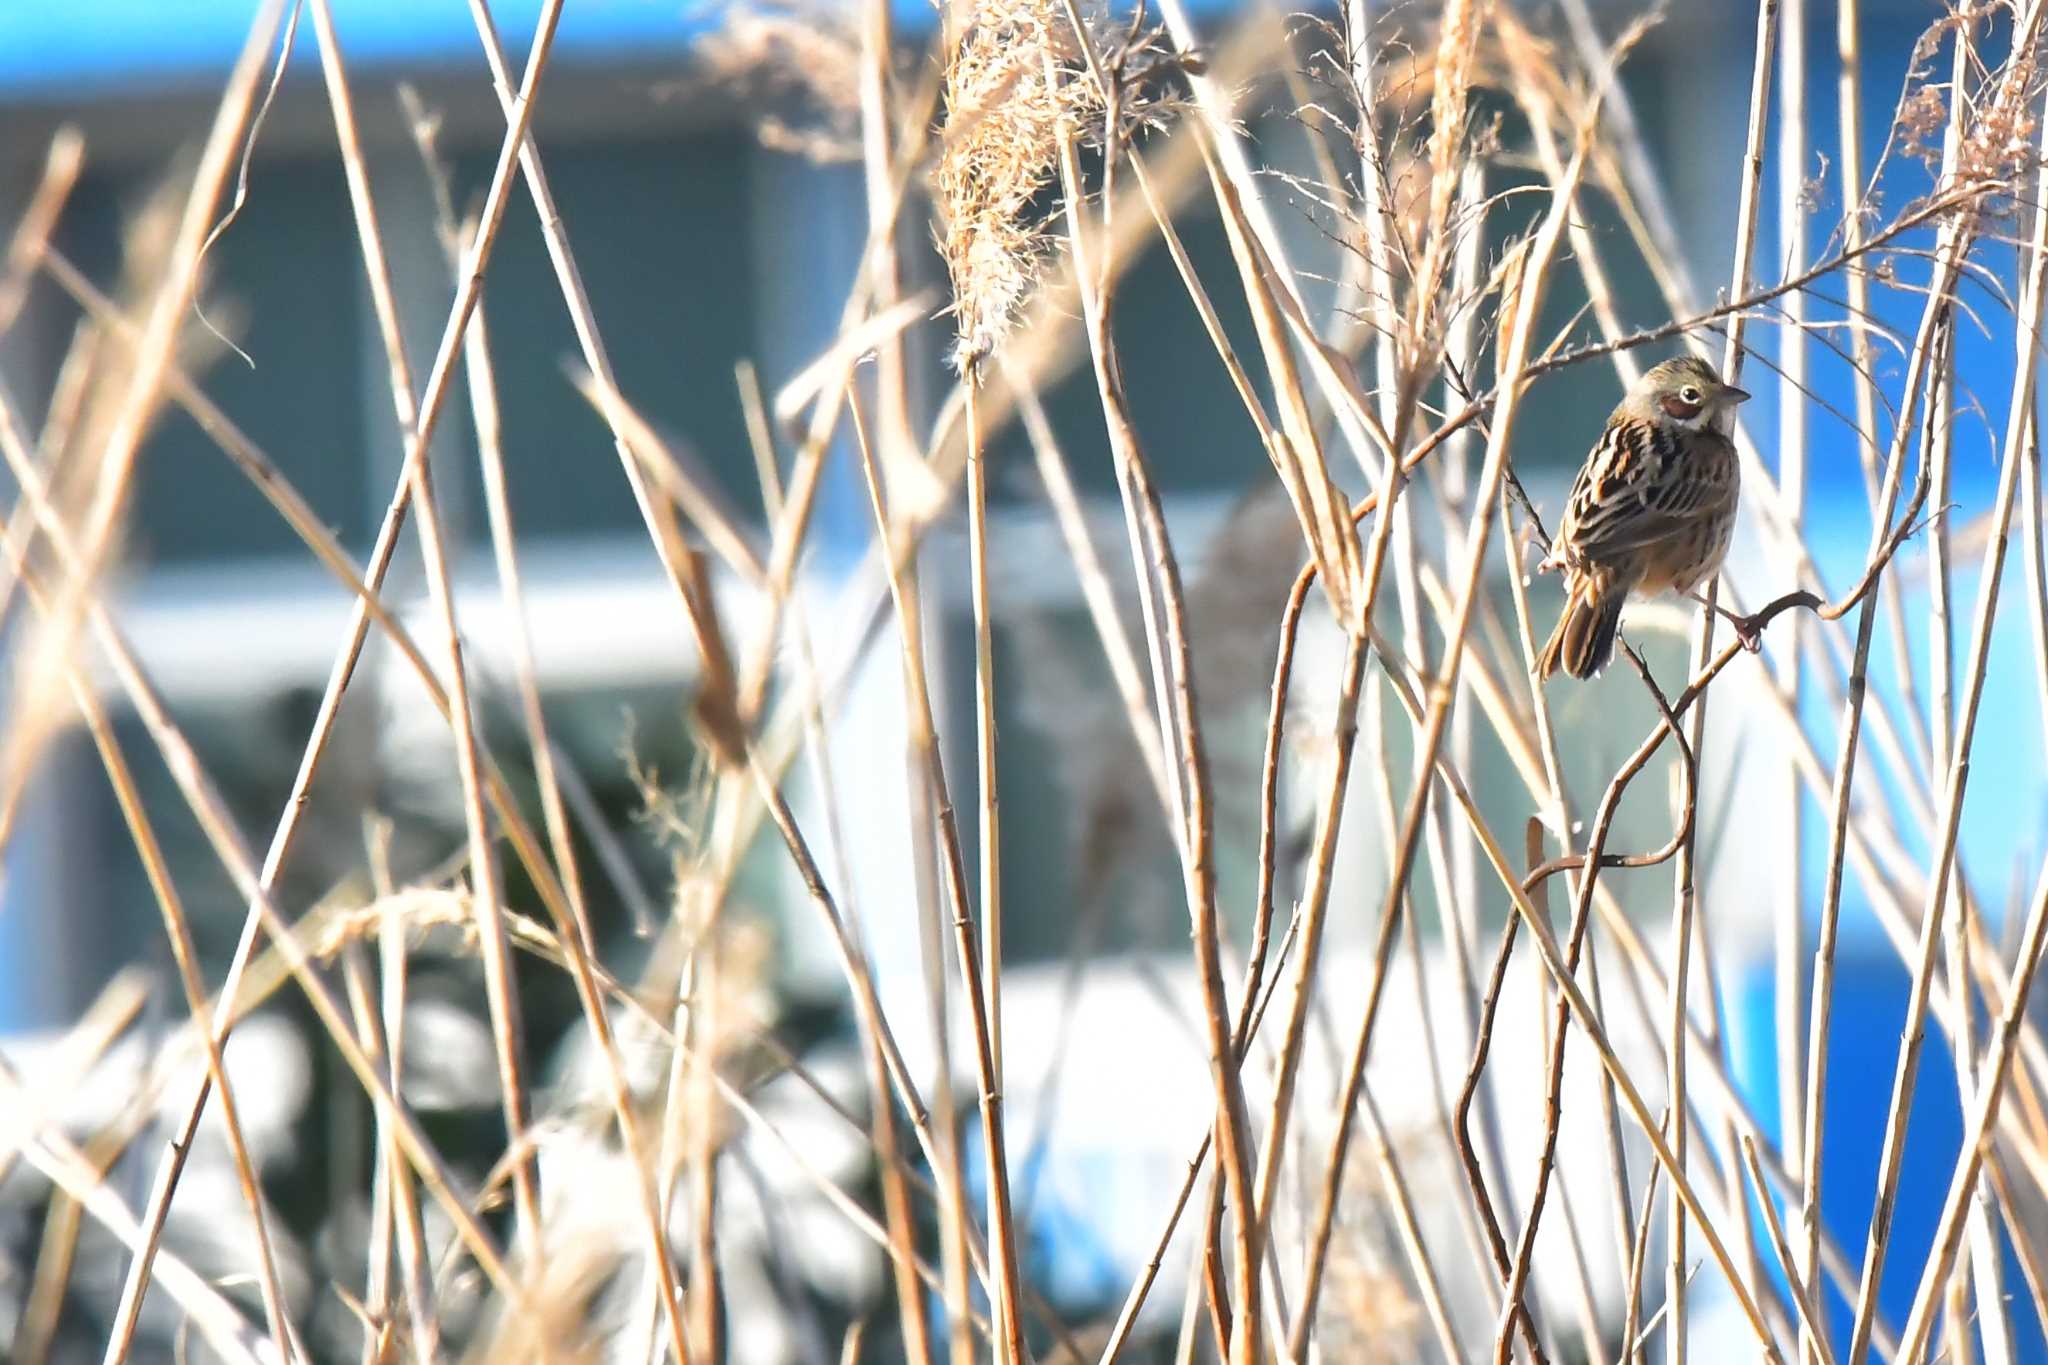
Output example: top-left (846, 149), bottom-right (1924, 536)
top-left (1633, 354), bottom-right (1751, 433)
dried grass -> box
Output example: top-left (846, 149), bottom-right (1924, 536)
top-left (4, 0), bottom-right (2048, 1362)
top-left (697, 5), bottom-right (867, 163)
top-left (935, 0), bottom-right (1097, 371)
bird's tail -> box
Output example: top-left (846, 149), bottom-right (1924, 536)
top-left (1538, 584), bottom-right (1624, 681)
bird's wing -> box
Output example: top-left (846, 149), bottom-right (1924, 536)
top-left (1556, 420), bottom-right (1736, 565)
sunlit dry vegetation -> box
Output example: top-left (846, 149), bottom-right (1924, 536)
top-left (3, 0), bottom-right (2048, 1361)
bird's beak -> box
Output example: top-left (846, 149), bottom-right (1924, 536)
top-left (1722, 384), bottom-right (1753, 403)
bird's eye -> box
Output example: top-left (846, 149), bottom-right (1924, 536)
top-left (1681, 386), bottom-right (1701, 404)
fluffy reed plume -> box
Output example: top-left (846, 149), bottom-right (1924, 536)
top-left (696, 4), bottom-right (865, 163)
top-left (934, 0), bottom-right (1094, 370)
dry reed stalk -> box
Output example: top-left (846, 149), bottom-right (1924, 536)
top-left (0, 128), bottom-right (83, 335)
top-left (1773, 0), bottom-right (1813, 1299)
top-left (1931, 29), bottom-right (2021, 1362)
top-left (0, 0), bottom-right (284, 843)
top-left (18, 1095), bottom-right (155, 1365)
top-left (635, 499), bottom-right (997, 1365)
top-left (739, 72), bottom-right (947, 721)
top-left (1404, 0), bottom-right (1482, 406)
top-left (1546, 1118), bottom-right (1618, 1356)
top-left (680, 929), bottom-right (722, 1364)
top-left (1287, 23), bottom-right (1640, 1347)
top-left (0, 400), bottom-right (539, 1315)
top-left (393, 80), bottom-right (707, 1364)
top-left (858, 0), bottom-right (914, 465)
top-left (1476, 645), bottom-right (1701, 1365)
top-left (1374, 584), bottom-right (1808, 1358)
top-left (1380, 664), bottom-right (1503, 1313)
top-left (1810, 152), bottom-right (1981, 1365)
top-left (1619, 1134), bottom-right (1663, 1362)
top-left (1353, 1079), bottom-right (1459, 1361)
top-left (1496, 13), bottom-right (1640, 385)
top-left (1488, 15), bottom-right (1666, 1292)
top-left (568, 373), bottom-right (767, 587)
top-left (3, 975), bottom-right (144, 1354)
top-left (847, 394), bottom-right (1027, 1364)
top-left (308, 0), bottom-right (543, 1260)
top-left (1490, 646), bottom-right (1695, 1365)
top-left (962, 374), bottom-right (1006, 1346)
top-left (1110, 124), bottom-right (1354, 659)
top-left (99, 4), bottom-right (584, 1349)
top-left (1743, 1133), bottom-right (1840, 1365)
top-left (1038, 35), bottom-right (1203, 981)
top-left (336, 930), bottom-right (406, 1365)
top-left (1196, 135), bottom-right (1368, 626)
top-left (1003, 358), bottom-right (1179, 822)
top-left (1097, 162), bottom-right (1400, 1088)
top-left (34, 252), bottom-right (420, 664)
top-left (459, 0), bottom-right (778, 608)
top-left (58, 648), bottom-right (298, 1360)
top-left (1662, 5), bottom-right (1781, 1355)
top-left (737, 359), bottom-right (937, 1365)
top-left (1555, 0), bottom-right (1690, 317)
top-left (734, 683), bottom-right (986, 1322)
top-left (0, 135), bottom-right (302, 1356)
top-left (1844, 29), bottom-right (2048, 1357)
top-left (1155, 0), bottom-right (1396, 512)
top-left (1503, 570), bottom-right (1645, 1299)
top-left (1989, 1139), bottom-right (2048, 1333)
top-left (1154, 5), bottom-right (1397, 517)
top-left (0, 1054), bottom-right (278, 1365)
top-left (862, 1017), bottom-right (936, 1365)
top-left (1043, 24), bottom-right (1270, 1363)
top-left (37, 243), bottom-right (619, 1033)
top-left (1387, 698), bottom-right (1493, 1309)
top-left (1897, 848), bottom-right (2048, 1357)
top-left (1152, 0), bottom-right (1295, 278)
top-left (2028, 402), bottom-right (2048, 748)
top-left (1238, 441), bottom-right (1369, 1347)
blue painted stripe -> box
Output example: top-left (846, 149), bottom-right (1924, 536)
top-left (0, 0), bottom-right (1242, 100)
top-left (0, 1), bottom-right (883, 98)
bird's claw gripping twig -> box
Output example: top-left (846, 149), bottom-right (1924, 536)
top-left (1694, 588), bottom-right (1831, 654)
top-left (1689, 591), bottom-right (1767, 653)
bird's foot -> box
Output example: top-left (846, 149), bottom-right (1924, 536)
top-left (1688, 592), bottom-right (1765, 652)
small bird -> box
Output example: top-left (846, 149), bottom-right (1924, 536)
top-left (1536, 354), bottom-right (1750, 680)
